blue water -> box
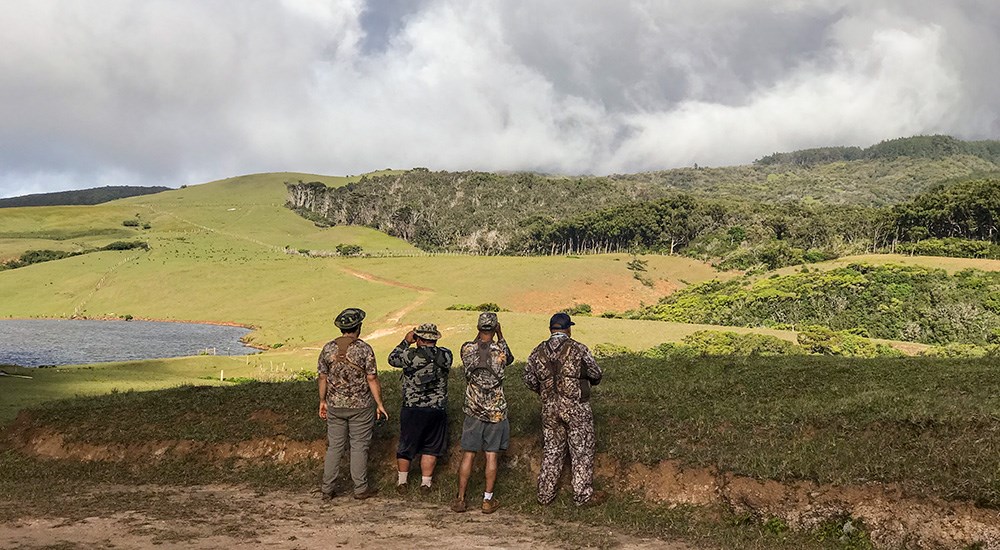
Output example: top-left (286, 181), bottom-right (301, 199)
top-left (0, 319), bottom-right (259, 367)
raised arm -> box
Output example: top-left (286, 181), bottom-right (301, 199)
top-left (387, 339), bottom-right (410, 369)
top-left (499, 339), bottom-right (515, 366)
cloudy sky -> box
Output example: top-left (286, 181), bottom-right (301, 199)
top-left (1, 0), bottom-right (998, 197)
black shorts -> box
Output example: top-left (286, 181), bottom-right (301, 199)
top-left (397, 407), bottom-right (448, 460)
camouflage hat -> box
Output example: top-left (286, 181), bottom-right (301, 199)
top-left (414, 323), bottom-right (442, 341)
top-left (334, 308), bottom-right (366, 330)
top-left (477, 312), bottom-right (498, 331)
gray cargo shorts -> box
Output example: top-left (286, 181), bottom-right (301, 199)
top-left (460, 415), bottom-right (510, 453)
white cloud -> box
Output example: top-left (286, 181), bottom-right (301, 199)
top-left (0, 0), bottom-right (996, 197)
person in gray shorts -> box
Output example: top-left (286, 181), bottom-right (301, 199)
top-left (452, 312), bottom-right (514, 514)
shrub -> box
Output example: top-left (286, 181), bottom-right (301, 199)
top-left (680, 330), bottom-right (805, 357)
top-left (593, 343), bottom-right (633, 358)
top-left (919, 343), bottom-right (996, 358)
top-left (797, 326), bottom-right (904, 358)
top-left (336, 243), bottom-right (363, 256)
top-left (101, 241), bottom-right (149, 251)
top-left (122, 219), bottom-right (140, 227)
top-left (561, 303), bottom-right (593, 316)
top-left (446, 303), bottom-right (507, 312)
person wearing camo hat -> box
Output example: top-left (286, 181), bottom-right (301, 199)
top-left (317, 307), bottom-right (389, 501)
top-left (524, 312), bottom-right (606, 507)
top-left (387, 322), bottom-right (453, 495)
top-left (451, 311), bottom-right (514, 514)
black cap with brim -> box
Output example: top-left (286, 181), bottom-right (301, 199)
top-left (549, 312), bottom-right (575, 330)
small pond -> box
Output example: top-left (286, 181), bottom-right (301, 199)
top-left (0, 319), bottom-right (259, 367)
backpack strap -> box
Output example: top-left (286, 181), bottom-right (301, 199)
top-left (333, 335), bottom-right (366, 373)
top-left (541, 339), bottom-right (585, 401)
top-left (466, 342), bottom-right (503, 389)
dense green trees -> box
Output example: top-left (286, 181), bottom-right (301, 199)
top-left (627, 264), bottom-right (1000, 345)
top-left (0, 186), bottom-right (170, 208)
top-left (286, 136), bottom-right (1000, 261)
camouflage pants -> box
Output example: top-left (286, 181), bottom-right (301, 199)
top-left (537, 398), bottom-right (595, 505)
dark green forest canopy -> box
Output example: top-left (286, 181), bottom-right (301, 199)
top-left (756, 134), bottom-right (1000, 166)
top-left (0, 186), bottom-right (171, 208)
top-left (287, 135), bottom-right (1000, 259)
top-left (627, 263), bottom-right (1000, 346)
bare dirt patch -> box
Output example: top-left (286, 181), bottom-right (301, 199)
top-left (509, 277), bottom-right (677, 315)
top-left (12, 420), bottom-right (1000, 549)
top-left (0, 485), bottom-right (687, 549)
top-left (596, 454), bottom-right (1000, 549)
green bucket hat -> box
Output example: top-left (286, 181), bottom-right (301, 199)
top-left (414, 323), bottom-right (442, 341)
top-left (334, 308), bottom-right (366, 330)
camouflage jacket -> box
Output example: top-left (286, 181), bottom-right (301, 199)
top-left (318, 336), bottom-right (378, 409)
top-left (524, 334), bottom-right (602, 403)
top-left (388, 340), bottom-right (453, 410)
top-left (460, 339), bottom-right (514, 423)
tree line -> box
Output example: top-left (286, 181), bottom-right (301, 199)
top-left (513, 178), bottom-right (1000, 268)
top-left (285, 136), bottom-right (1000, 263)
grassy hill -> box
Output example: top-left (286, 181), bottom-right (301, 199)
top-left (0, 171), bottom-right (768, 420)
top-left (5, 166), bottom-right (1000, 548)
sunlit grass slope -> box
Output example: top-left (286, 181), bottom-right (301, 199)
top-left (0, 170), bottom-right (765, 419)
top-left (772, 253), bottom-right (1000, 276)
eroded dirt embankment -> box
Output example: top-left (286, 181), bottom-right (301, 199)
top-left (8, 411), bottom-right (1000, 550)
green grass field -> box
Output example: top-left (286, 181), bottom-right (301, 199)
top-left (4, 171), bottom-right (997, 422)
top-left (0, 172), bottom-right (758, 419)
top-left (6, 171), bottom-right (1000, 548)
top-left (8, 354), bottom-right (1000, 548)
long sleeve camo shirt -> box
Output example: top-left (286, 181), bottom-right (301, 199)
top-left (524, 333), bottom-right (602, 403)
top-left (387, 340), bottom-right (453, 410)
top-left (460, 338), bottom-right (514, 423)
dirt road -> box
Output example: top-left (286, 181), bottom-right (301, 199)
top-left (0, 485), bottom-right (689, 549)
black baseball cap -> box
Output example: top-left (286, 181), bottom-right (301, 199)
top-left (549, 312), bottom-right (575, 330)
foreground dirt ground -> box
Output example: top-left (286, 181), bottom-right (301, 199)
top-left (0, 485), bottom-right (690, 549)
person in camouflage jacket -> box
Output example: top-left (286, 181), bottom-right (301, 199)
top-left (387, 323), bottom-right (453, 495)
top-left (524, 312), bottom-right (605, 506)
top-left (451, 312), bottom-right (514, 514)
top-left (317, 308), bottom-right (388, 501)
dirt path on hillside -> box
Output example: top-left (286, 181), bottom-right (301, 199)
top-left (0, 485), bottom-right (689, 550)
top-left (339, 266), bottom-right (436, 341)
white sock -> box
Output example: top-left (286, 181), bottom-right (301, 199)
top-left (397, 471), bottom-right (408, 485)
top-left (484, 492), bottom-right (494, 501)
top-left (421, 476), bottom-right (433, 487)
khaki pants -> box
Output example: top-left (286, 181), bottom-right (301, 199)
top-left (323, 406), bottom-right (375, 495)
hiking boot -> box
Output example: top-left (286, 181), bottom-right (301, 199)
top-left (320, 490), bottom-right (336, 501)
top-left (482, 497), bottom-right (500, 514)
top-left (419, 484), bottom-right (433, 497)
top-left (395, 483), bottom-right (408, 496)
top-left (578, 490), bottom-right (608, 507)
top-left (353, 487), bottom-right (377, 500)
top-left (450, 498), bottom-right (467, 513)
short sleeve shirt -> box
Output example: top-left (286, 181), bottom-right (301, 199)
top-left (318, 337), bottom-right (377, 409)
top-left (460, 339), bottom-right (513, 423)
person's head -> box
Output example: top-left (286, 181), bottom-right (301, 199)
top-left (476, 312), bottom-right (498, 341)
top-left (549, 312), bottom-right (575, 336)
top-left (334, 308), bottom-right (366, 336)
top-left (414, 323), bottom-right (442, 347)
